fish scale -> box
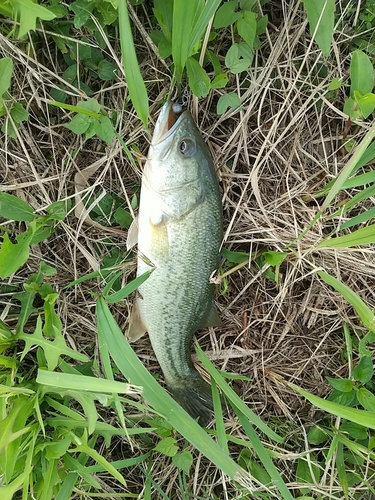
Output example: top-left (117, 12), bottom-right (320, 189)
top-left (127, 101), bottom-right (222, 425)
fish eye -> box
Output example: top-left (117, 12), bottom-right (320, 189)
top-left (179, 138), bottom-right (195, 157)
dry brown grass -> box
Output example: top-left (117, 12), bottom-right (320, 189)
top-left (1, 0), bottom-right (375, 498)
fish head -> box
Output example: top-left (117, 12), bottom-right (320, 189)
top-left (143, 102), bottom-right (212, 219)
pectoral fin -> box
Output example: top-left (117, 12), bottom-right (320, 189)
top-left (126, 217), bottom-right (138, 250)
top-left (199, 301), bottom-right (222, 328)
top-left (127, 300), bottom-right (147, 341)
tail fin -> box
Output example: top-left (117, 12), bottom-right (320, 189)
top-left (168, 375), bottom-right (221, 426)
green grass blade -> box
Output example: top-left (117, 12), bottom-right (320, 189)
top-left (317, 224), bottom-right (375, 248)
top-left (104, 270), bottom-right (153, 303)
top-left (317, 271), bottom-right (375, 331)
top-left (328, 184), bottom-right (375, 219)
top-left (96, 297), bottom-right (250, 483)
top-left (316, 157), bottom-right (375, 198)
top-left (211, 378), bottom-right (228, 453)
top-left (340, 170), bottom-right (375, 189)
top-left (340, 206), bottom-right (375, 230)
top-left (321, 119), bottom-right (375, 212)
top-left (196, 344), bottom-right (284, 443)
top-left (188, 0), bottom-right (222, 55)
top-left (118, 0), bottom-right (148, 128)
top-left (172, 0), bottom-right (199, 85)
top-left (234, 407), bottom-right (294, 500)
top-left (289, 383), bottom-right (375, 429)
top-left (36, 370), bottom-right (141, 395)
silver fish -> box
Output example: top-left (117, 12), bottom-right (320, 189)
top-left (127, 101), bottom-right (222, 425)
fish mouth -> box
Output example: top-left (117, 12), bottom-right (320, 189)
top-left (151, 101), bottom-right (187, 146)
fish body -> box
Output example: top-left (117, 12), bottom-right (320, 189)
top-left (128, 101), bottom-right (222, 425)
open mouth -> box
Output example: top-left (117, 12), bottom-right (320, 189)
top-left (151, 101), bottom-right (186, 146)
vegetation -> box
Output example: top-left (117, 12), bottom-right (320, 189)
top-left (1, 0), bottom-right (375, 498)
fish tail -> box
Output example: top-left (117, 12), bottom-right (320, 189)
top-left (168, 375), bottom-right (221, 426)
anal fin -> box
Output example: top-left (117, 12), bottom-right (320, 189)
top-left (199, 300), bottom-right (222, 328)
top-left (127, 299), bottom-right (147, 341)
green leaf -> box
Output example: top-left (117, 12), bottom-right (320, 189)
top-left (65, 114), bottom-right (92, 135)
top-left (352, 356), bottom-right (373, 383)
top-left (14, 287), bottom-right (38, 334)
top-left (307, 426), bottom-right (327, 445)
top-left (153, 0), bottom-right (173, 41)
top-left (340, 206), bottom-right (375, 230)
top-left (114, 207), bottom-right (132, 228)
top-left (187, 0), bottom-right (222, 56)
top-left (43, 293), bottom-right (63, 338)
top-left (350, 50), bottom-right (374, 96)
top-left (211, 73), bottom-right (229, 89)
top-left (233, 408), bottom-right (292, 499)
top-left (339, 422), bottom-right (368, 440)
top-left (118, 0), bottom-right (148, 127)
top-left (172, 0), bottom-right (199, 83)
top-left (104, 270), bottom-right (153, 304)
top-left (172, 450), bottom-right (193, 474)
top-left (326, 377), bottom-right (354, 393)
top-left (10, 102), bottom-right (28, 123)
top-left (206, 49), bottom-right (221, 76)
top-left (93, 116), bottom-right (114, 144)
top-left (97, 59), bottom-right (117, 80)
top-left (196, 345), bottom-right (283, 442)
top-left (158, 37), bottom-right (172, 58)
top-left (47, 201), bottom-right (66, 220)
top-left (256, 14), bottom-right (268, 35)
top-left (96, 0), bottom-right (117, 25)
top-left (221, 247), bottom-right (250, 264)
top-left (356, 387), bottom-right (375, 412)
top-left (354, 91), bottom-right (375, 119)
top-left (296, 453), bottom-right (321, 494)
top-left (77, 98), bottom-right (101, 114)
top-left (0, 58), bottom-right (13, 110)
top-left (186, 57), bottom-right (210, 98)
top-left (0, 191), bottom-right (35, 221)
top-left (213, 0), bottom-right (242, 29)
top-left (217, 92), bottom-right (241, 114)
top-left (328, 388), bottom-right (355, 406)
top-left (328, 77), bottom-right (342, 91)
top-left (290, 383), bottom-right (375, 429)
top-left (36, 370), bottom-right (140, 396)
top-left (240, 0), bottom-right (256, 10)
top-left (318, 271), bottom-right (375, 333)
top-left (264, 251), bottom-right (287, 266)
top-left (69, 0), bottom-right (96, 29)
top-left (240, 455), bottom-right (272, 487)
top-left (225, 43), bottom-right (251, 74)
top-left (18, 316), bottom-right (88, 370)
top-left (236, 10), bottom-right (257, 49)
top-left (12, 0), bottom-right (56, 38)
top-left (0, 224), bottom-right (36, 278)
top-left (317, 224), bottom-right (375, 249)
top-left (300, 0), bottom-right (335, 57)
top-left (154, 437), bottom-right (178, 457)
top-left (0, 395), bottom-right (34, 484)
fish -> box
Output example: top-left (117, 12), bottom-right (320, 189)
top-left (126, 101), bottom-right (223, 425)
